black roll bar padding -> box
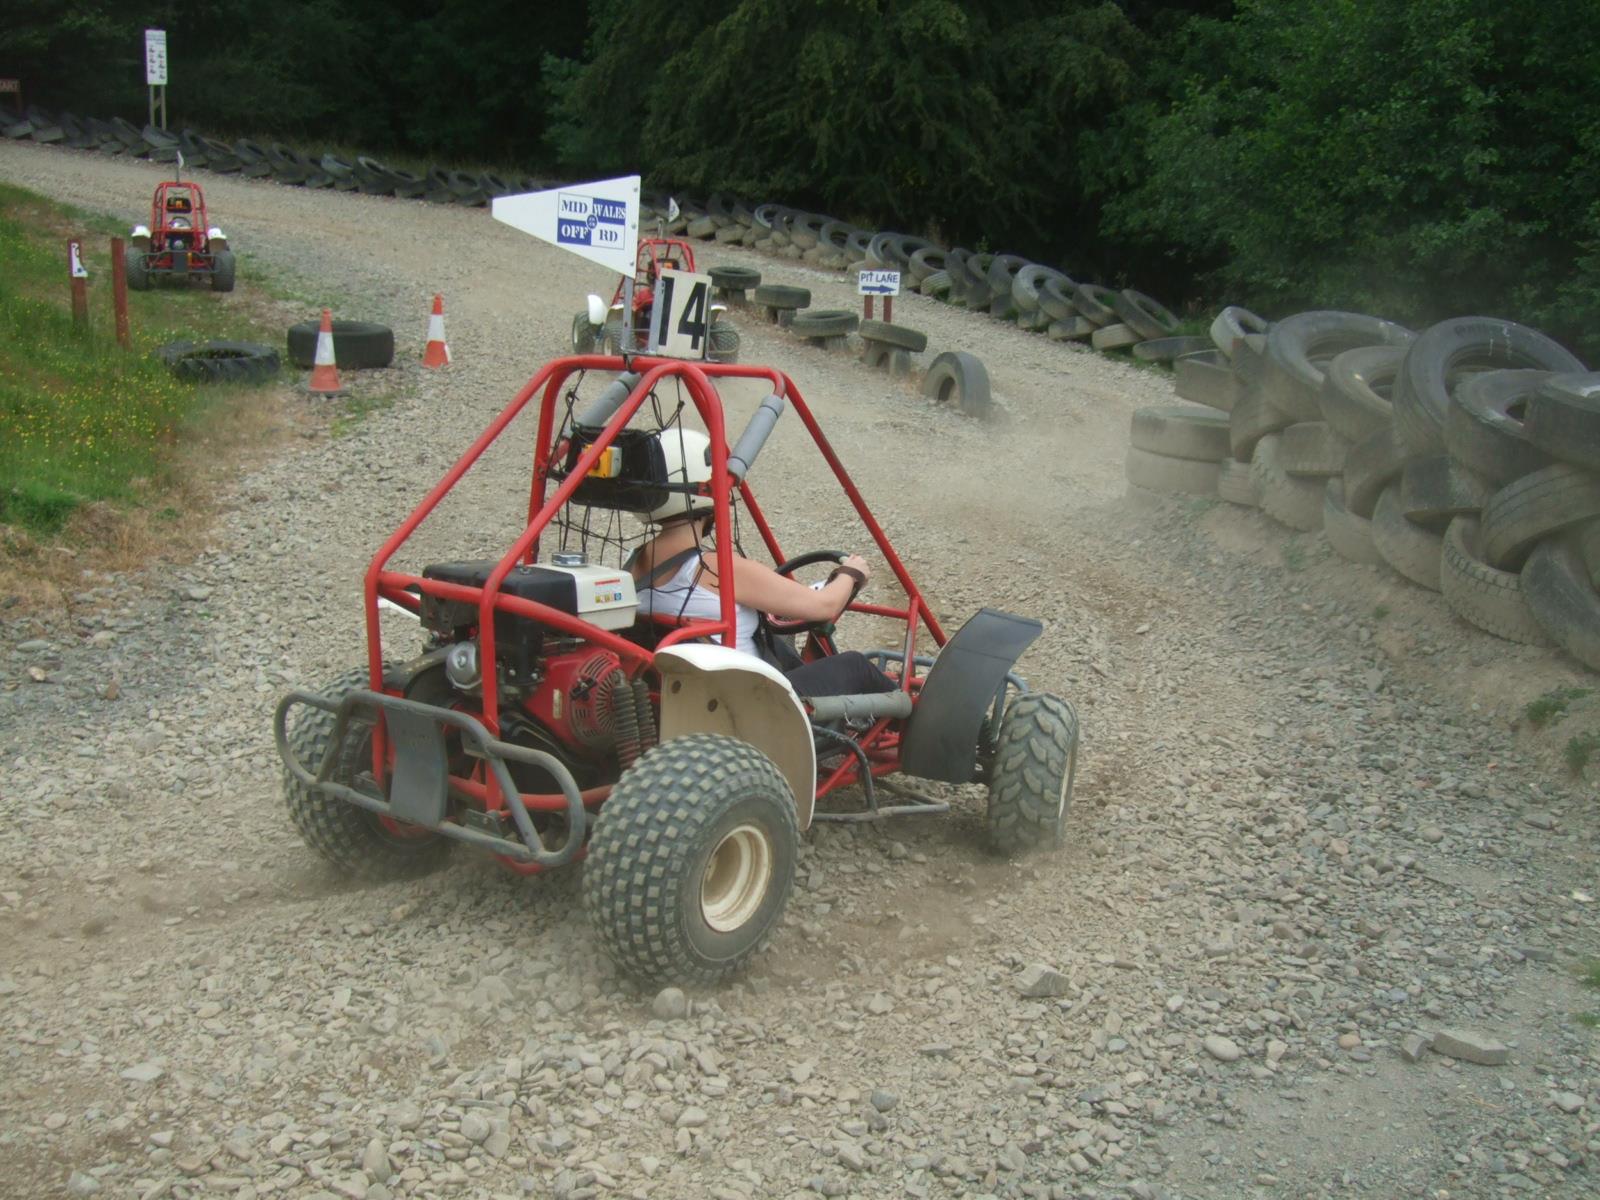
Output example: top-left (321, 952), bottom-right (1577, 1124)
top-left (572, 370), bottom-right (641, 429)
top-left (273, 688), bottom-right (587, 868)
top-left (728, 391), bottom-right (786, 481)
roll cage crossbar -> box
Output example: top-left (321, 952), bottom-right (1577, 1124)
top-left (363, 354), bottom-right (948, 748)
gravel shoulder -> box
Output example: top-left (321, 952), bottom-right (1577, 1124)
top-left (1, 140), bottom-right (1596, 1200)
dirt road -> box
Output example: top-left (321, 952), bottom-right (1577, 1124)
top-left (1, 139), bottom-right (1595, 1200)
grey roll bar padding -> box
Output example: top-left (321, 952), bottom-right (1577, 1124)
top-left (805, 690), bottom-right (914, 724)
top-left (573, 371), bottom-right (641, 428)
top-left (728, 392), bottom-right (786, 481)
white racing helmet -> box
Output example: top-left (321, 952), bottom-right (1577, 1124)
top-left (646, 428), bottom-right (715, 524)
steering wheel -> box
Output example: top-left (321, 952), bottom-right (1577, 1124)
top-left (767, 549), bottom-right (848, 651)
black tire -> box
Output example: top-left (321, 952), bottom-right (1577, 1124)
top-left (1344, 426), bottom-right (1411, 518)
top-left (1251, 434), bottom-right (1324, 531)
top-left (752, 283), bottom-right (810, 310)
top-left (1011, 263), bottom-right (1062, 314)
top-left (1521, 536), bottom-right (1600, 671)
top-left (283, 667), bottom-right (454, 879)
top-left (707, 319), bottom-right (740, 363)
top-left (265, 142), bottom-right (311, 184)
top-left (286, 319), bottom-right (395, 370)
top-left (1174, 349), bottom-right (1239, 412)
top-left (1125, 447), bottom-right (1221, 495)
top-left (1371, 485), bottom-right (1443, 591)
top-left (1446, 369), bottom-right (1555, 487)
top-left (986, 693), bottom-right (1079, 856)
top-left (1209, 306), bottom-right (1271, 358)
top-left (1132, 335), bottom-right (1211, 364)
top-left (209, 249), bottom-right (236, 293)
top-left (125, 246), bottom-right (150, 291)
top-left (908, 246), bottom-right (948, 282)
top-left (1037, 275), bottom-right (1080, 321)
top-left (1266, 311), bottom-right (1415, 423)
top-left (1278, 421), bottom-right (1349, 477)
top-left (1091, 323), bottom-right (1140, 352)
top-left (235, 139), bottom-right (274, 177)
top-left (1071, 283), bottom-right (1118, 327)
top-left (918, 270), bottom-right (952, 300)
top-left (789, 309), bottom-right (858, 338)
top-left (1114, 289), bottom-right (1181, 341)
top-left (200, 136), bottom-right (241, 173)
top-left (157, 340), bottom-right (280, 384)
top-left (1318, 344), bottom-right (1405, 443)
top-left (1130, 405), bottom-right (1230, 462)
top-left (1441, 517), bottom-right (1550, 645)
top-left (1046, 317), bottom-right (1095, 342)
top-left (921, 350), bottom-right (991, 418)
top-left (571, 312), bottom-right (597, 355)
top-left (584, 734), bottom-right (798, 984)
top-left (709, 265), bottom-right (761, 292)
top-left (858, 319), bottom-right (927, 353)
top-left (1323, 479), bottom-right (1382, 565)
top-left (1217, 459), bottom-right (1259, 507)
top-left (354, 156), bottom-right (397, 196)
top-left (1480, 463), bottom-right (1600, 570)
top-left (1398, 455), bottom-right (1489, 524)
top-left (1393, 317), bottom-right (1585, 455)
top-left (1523, 371), bottom-right (1600, 472)
top-left (1228, 384), bottom-right (1295, 461)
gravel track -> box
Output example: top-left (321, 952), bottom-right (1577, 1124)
top-left (1, 140), bottom-right (1596, 1200)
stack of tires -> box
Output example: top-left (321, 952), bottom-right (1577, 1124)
top-left (1192, 306), bottom-right (1600, 671)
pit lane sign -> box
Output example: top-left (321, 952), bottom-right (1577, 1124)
top-left (858, 269), bottom-right (900, 296)
top-left (491, 175), bottom-right (640, 276)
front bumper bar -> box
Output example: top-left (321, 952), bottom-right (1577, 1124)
top-left (274, 688), bottom-right (587, 868)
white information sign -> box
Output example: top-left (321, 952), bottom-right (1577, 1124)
top-left (647, 268), bottom-right (714, 360)
top-left (490, 174), bottom-right (640, 276)
top-left (68, 241), bottom-right (88, 279)
top-left (145, 30), bottom-right (168, 86)
top-left (857, 269), bottom-right (900, 297)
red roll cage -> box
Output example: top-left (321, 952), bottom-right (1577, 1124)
top-left (361, 355), bottom-right (948, 823)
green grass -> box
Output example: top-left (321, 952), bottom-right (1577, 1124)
top-left (1562, 731), bottom-right (1600, 777)
top-left (1523, 686), bottom-right (1594, 729)
top-left (0, 182), bottom-right (279, 535)
top-left (1579, 960), bottom-right (1600, 1028)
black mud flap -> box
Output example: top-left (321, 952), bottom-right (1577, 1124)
top-left (900, 608), bottom-right (1042, 783)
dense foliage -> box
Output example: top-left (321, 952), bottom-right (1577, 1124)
top-left (5, 1), bottom-right (1597, 356)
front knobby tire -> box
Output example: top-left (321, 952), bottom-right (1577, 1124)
top-left (986, 692), bottom-right (1079, 856)
top-left (282, 666), bottom-right (453, 880)
top-left (584, 734), bottom-right (798, 985)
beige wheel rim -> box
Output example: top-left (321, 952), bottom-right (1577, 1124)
top-left (700, 823), bottom-right (773, 933)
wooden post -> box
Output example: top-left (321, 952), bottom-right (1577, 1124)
top-left (885, 296), bottom-right (894, 324)
top-left (67, 239), bottom-right (89, 331)
top-left (863, 295), bottom-right (874, 321)
top-left (110, 237), bottom-right (130, 347)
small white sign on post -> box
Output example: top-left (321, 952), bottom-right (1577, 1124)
top-left (145, 30), bottom-right (168, 86)
top-left (68, 241), bottom-right (88, 279)
top-left (490, 175), bottom-right (641, 277)
top-left (648, 268), bottom-right (714, 360)
top-left (857, 269), bottom-right (900, 296)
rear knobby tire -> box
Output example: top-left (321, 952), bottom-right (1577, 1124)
top-left (986, 693), bottom-right (1079, 856)
top-left (125, 247), bottom-right (150, 291)
top-left (282, 667), bottom-right (453, 880)
top-left (210, 249), bottom-right (236, 293)
top-left (572, 311), bottom-right (597, 355)
top-left (584, 735), bottom-right (798, 985)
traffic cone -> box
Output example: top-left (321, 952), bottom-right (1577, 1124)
top-left (307, 308), bottom-right (343, 396)
top-left (423, 293), bottom-right (450, 367)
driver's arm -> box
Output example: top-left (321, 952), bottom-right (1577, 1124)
top-left (717, 554), bottom-right (869, 622)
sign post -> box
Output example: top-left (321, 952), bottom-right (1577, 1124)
top-left (67, 240), bottom-right (89, 331)
top-left (144, 29), bottom-right (168, 131)
top-left (491, 175), bottom-right (641, 349)
top-left (110, 237), bottom-right (131, 348)
top-left (0, 78), bottom-right (20, 119)
top-left (858, 269), bottom-right (900, 323)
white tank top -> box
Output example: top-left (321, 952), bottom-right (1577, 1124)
top-left (637, 554), bottom-right (759, 656)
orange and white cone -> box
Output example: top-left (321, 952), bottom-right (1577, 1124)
top-left (422, 293), bottom-right (450, 367)
top-left (308, 308), bottom-right (343, 395)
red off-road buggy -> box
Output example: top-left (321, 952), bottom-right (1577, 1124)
top-left (125, 177), bottom-right (236, 292)
top-left (570, 238), bottom-right (739, 362)
top-left (275, 353), bottom-right (1078, 984)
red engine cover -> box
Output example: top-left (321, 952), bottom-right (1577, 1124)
top-left (524, 648), bottom-right (625, 749)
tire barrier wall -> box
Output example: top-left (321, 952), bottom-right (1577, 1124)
top-left (1124, 303), bottom-right (1599, 673)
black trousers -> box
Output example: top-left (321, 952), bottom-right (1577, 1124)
top-left (784, 650), bottom-right (897, 697)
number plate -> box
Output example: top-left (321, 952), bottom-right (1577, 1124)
top-left (647, 268), bottom-right (715, 360)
